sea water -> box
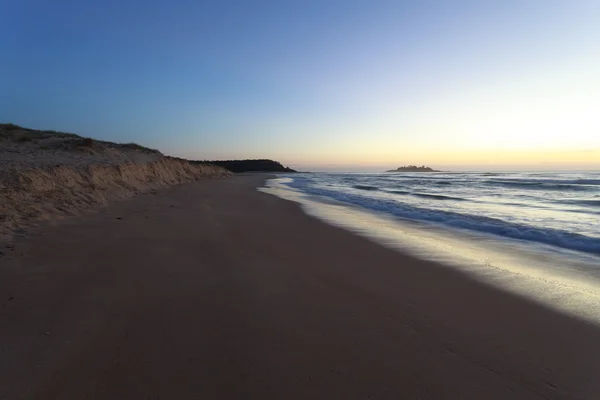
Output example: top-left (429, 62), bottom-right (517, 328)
top-left (260, 171), bottom-right (600, 324)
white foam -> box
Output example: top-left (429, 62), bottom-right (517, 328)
top-left (260, 177), bottom-right (600, 326)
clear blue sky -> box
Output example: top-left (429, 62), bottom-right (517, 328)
top-left (1, 1), bottom-right (599, 170)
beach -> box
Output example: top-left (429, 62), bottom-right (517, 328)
top-left (1, 174), bottom-right (599, 399)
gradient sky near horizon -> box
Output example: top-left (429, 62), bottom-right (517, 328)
top-left (1, 1), bottom-right (599, 171)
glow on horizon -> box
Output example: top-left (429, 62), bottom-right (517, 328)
top-left (1, 1), bottom-right (599, 171)
top-left (185, 56), bottom-right (600, 171)
top-left (280, 57), bottom-right (600, 171)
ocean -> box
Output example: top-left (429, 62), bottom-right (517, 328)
top-left (260, 171), bottom-right (600, 324)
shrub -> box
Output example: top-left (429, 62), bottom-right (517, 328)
top-left (119, 142), bottom-right (159, 153)
top-left (17, 135), bottom-right (33, 142)
top-left (1, 123), bottom-right (22, 131)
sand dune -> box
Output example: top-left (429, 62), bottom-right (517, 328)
top-left (0, 124), bottom-right (229, 239)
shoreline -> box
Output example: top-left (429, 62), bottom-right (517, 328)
top-left (260, 176), bottom-right (600, 326)
top-left (1, 174), bottom-right (599, 399)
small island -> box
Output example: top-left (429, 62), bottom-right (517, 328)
top-left (386, 165), bottom-right (440, 172)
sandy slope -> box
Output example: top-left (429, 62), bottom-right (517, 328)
top-left (1, 175), bottom-right (599, 399)
top-left (0, 124), bottom-right (229, 239)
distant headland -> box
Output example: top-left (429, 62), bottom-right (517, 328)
top-left (386, 165), bottom-right (440, 172)
top-left (192, 159), bottom-right (297, 173)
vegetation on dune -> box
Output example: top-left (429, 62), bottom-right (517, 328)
top-left (0, 123), bottom-right (161, 154)
top-left (0, 123), bottom-right (233, 239)
top-left (119, 142), bottom-right (158, 153)
top-left (1, 123), bottom-right (80, 140)
top-left (1, 124), bottom-right (294, 173)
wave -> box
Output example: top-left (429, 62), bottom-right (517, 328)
top-left (412, 193), bottom-right (467, 201)
top-left (390, 175), bottom-right (446, 180)
top-left (527, 178), bottom-right (600, 185)
top-left (287, 178), bottom-right (600, 255)
top-left (557, 199), bottom-right (600, 208)
top-left (353, 184), bottom-right (379, 191)
top-left (573, 179), bottom-right (600, 185)
top-left (387, 189), bottom-right (411, 195)
top-left (484, 180), bottom-right (593, 191)
top-left (488, 177), bottom-right (600, 185)
top-left (384, 190), bottom-right (467, 201)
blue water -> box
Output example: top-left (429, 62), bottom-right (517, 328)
top-left (280, 171), bottom-right (600, 256)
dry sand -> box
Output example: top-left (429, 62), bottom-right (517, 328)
top-left (1, 175), bottom-right (599, 399)
top-left (0, 124), bottom-right (230, 240)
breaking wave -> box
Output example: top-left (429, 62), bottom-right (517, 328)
top-left (286, 174), bottom-right (600, 255)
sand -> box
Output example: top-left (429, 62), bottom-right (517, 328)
top-left (1, 174), bottom-right (599, 399)
top-left (0, 124), bottom-right (230, 240)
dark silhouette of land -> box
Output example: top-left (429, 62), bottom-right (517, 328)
top-left (193, 159), bottom-right (297, 173)
top-left (386, 165), bottom-right (440, 172)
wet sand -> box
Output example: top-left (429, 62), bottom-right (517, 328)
top-left (1, 174), bottom-right (599, 399)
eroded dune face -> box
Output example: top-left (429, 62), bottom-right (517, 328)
top-left (0, 124), bottom-right (230, 239)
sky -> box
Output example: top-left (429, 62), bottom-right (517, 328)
top-left (1, 0), bottom-right (599, 171)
